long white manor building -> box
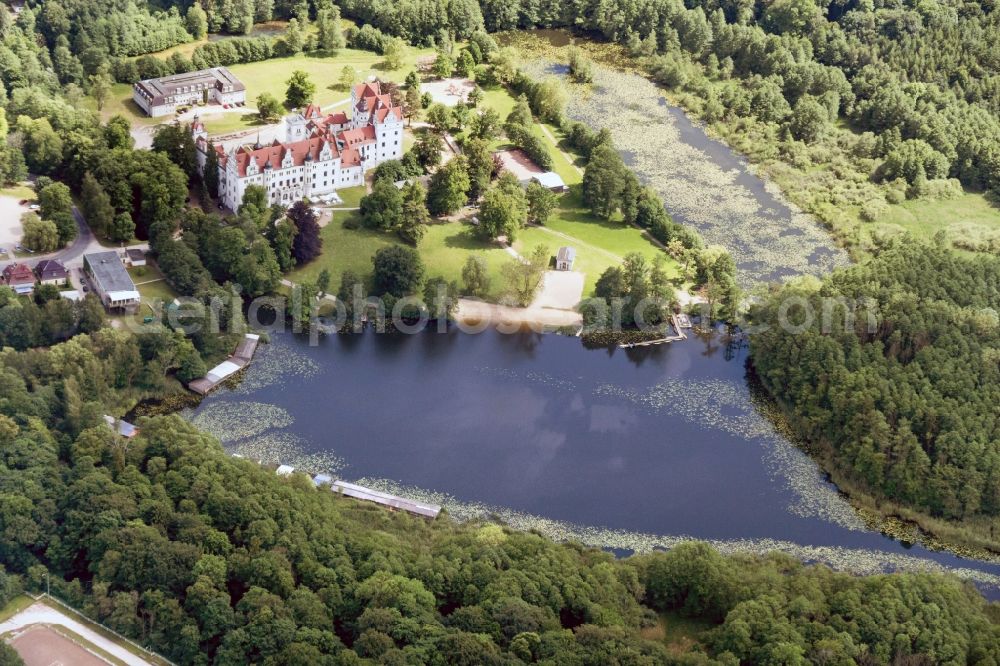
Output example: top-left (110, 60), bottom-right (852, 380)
top-left (195, 81), bottom-right (404, 211)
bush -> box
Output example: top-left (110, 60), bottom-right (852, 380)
top-left (859, 198), bottom-right (889, 222)
top-left (924, 178), bottom-right (964, 201)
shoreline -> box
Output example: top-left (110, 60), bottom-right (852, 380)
top-left (753, 377), bottom-right (1000, 562)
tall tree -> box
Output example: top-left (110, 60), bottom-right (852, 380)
top-left (427, 156), bottom-right (470, 216)
top-left (287, 201), bottom-right (322, 264)
top-left (399, 182), bottom-right (430, 245)
top-left (81, 172), bottom-right (114, 239)
top-left (285, 70), bottom-right (315, 108)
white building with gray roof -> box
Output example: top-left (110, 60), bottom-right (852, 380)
top-left (133, 67), bottom-right (246, 117)
top-left (83, 251), bottom-right (140, 313)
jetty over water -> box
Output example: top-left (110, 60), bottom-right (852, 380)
top-left (189, 333), bottom-right (260, 395)
top-left (259, 463), bottom-right (442, 519)
top-left (331, 480), bottom-right (442, 519)
top-left (619, 315), bottom-right (691, 348)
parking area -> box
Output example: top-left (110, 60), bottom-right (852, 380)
top-left (0, 194), bottom-right (33, 256)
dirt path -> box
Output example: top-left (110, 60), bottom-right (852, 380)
top-left (538, 124), bottom-right (583, 176)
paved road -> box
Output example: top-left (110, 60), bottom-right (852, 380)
top-left (1, 207), bottom-right (147, 274)
top-left (0, 601), bottom-right (156, 666)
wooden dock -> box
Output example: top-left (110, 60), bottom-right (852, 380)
top-left (619, 315), bottom-right (690, 348)
top-left (188, 333), bottom-right (260, 395)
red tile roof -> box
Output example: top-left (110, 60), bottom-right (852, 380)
top-left (339, 125), bottom-right (376, 147)
top-left (2, 263), bottom-right (35, 286)
top-left (233, 136), bottom-right (339, 177)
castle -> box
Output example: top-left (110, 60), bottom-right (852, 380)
top-left (195, 81), bottom-right (404, 211)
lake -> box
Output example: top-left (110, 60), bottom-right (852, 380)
top-left (187, 328), bottom-right (1000, 596)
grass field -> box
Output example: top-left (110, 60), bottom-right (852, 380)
top-left (286, 210), bottom-right (511, 298)
top-left (871, 191), bottom-right (1000, 246)
top-left (129, 264), bottom-right (178, 304)
top-left (639, 611), bottom-right (714, 655)
top-left (93, 44), bottom-right (434, 133)
top-left (0, 184), bottom-right (36, 201)
top-left (515, 188), bottom-right (679, 296)
top-left (0, 595), bottom-right (33, 623)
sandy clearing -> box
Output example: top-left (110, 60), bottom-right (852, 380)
top-left (456, 297), bottom-right (582, 331)
top-left (0, 195), bottom-right (29, 249)
top-left (533, 270), bottom-right (585, 310)
top-left (0, 602), bottom-right (155, 666)
top-left (7, 624), bottom-right (110, 666)
top-left (494, 148), bottom-right (544, 181)
top-left (420, 77), bottom-right (474, 107)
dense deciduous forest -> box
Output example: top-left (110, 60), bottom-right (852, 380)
top-left (750, 240), bottom-right (1000, 544)
top-left (1, 336), bottom-right (1000, 664)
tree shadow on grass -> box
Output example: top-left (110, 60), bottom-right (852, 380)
top-left (441, 224), bottom-right (494, 251)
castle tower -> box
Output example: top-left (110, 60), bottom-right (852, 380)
top-left (285, 110), bottom-right (309, 142)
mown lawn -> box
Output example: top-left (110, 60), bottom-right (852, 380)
top-left (92, 44), bottom-right (434, 132)
top-left (287, 210), bottom-right (511, 298)
top-left (514, 188), bottom-right (679, 297)
top-left (129, 264), bottom-right (178, 304)
top-left (0, 595), bottom-right (34, 623)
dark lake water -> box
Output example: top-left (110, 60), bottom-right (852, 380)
top-left (189, 328), bottom-right (1000, 597)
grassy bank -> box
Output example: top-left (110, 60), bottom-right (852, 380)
top-left (503, 30), bottom-right (1000, 263)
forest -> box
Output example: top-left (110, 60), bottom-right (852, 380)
top-left (750, 239), bottom-right (1000, 547)
top-left (2, 334), bottom-right (1000, 664)
top-left (4, 0), bottom-right (999, 259)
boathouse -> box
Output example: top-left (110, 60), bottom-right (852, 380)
top-left (331, 480), bottom-right (441, 519)
top-left (189, 333), bottom-right (260, 395)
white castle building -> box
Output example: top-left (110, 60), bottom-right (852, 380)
top-left (195, 81), bottom-right (404, 211)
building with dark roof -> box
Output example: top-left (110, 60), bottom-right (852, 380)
top-left (133, 67), bottom-right (246, 117)
top-left (83, 251), bottom-right (140, 312)
top-left (34, 259), bottom-right (68, 285)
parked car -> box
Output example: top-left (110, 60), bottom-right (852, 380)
top-left (28, 204), bottom-right (39, 210)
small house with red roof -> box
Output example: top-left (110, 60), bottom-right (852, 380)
top-left (2, 263), bottom-right (36, 295)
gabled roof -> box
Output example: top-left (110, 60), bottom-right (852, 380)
top-left (339, 125), bottom-right (376, 147)
top-left (353, 81), bottom-right (381, 105)
top-left (35, 259), bottom-right (67, 278)
top-left (303, 103), bottom-right (323, 119)
top-left (233, 136), bottom-right (338, 176)
top-left (2, 263), bottom-right (34, 284)
top-left (557, 246), bottom-right (576, 263)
